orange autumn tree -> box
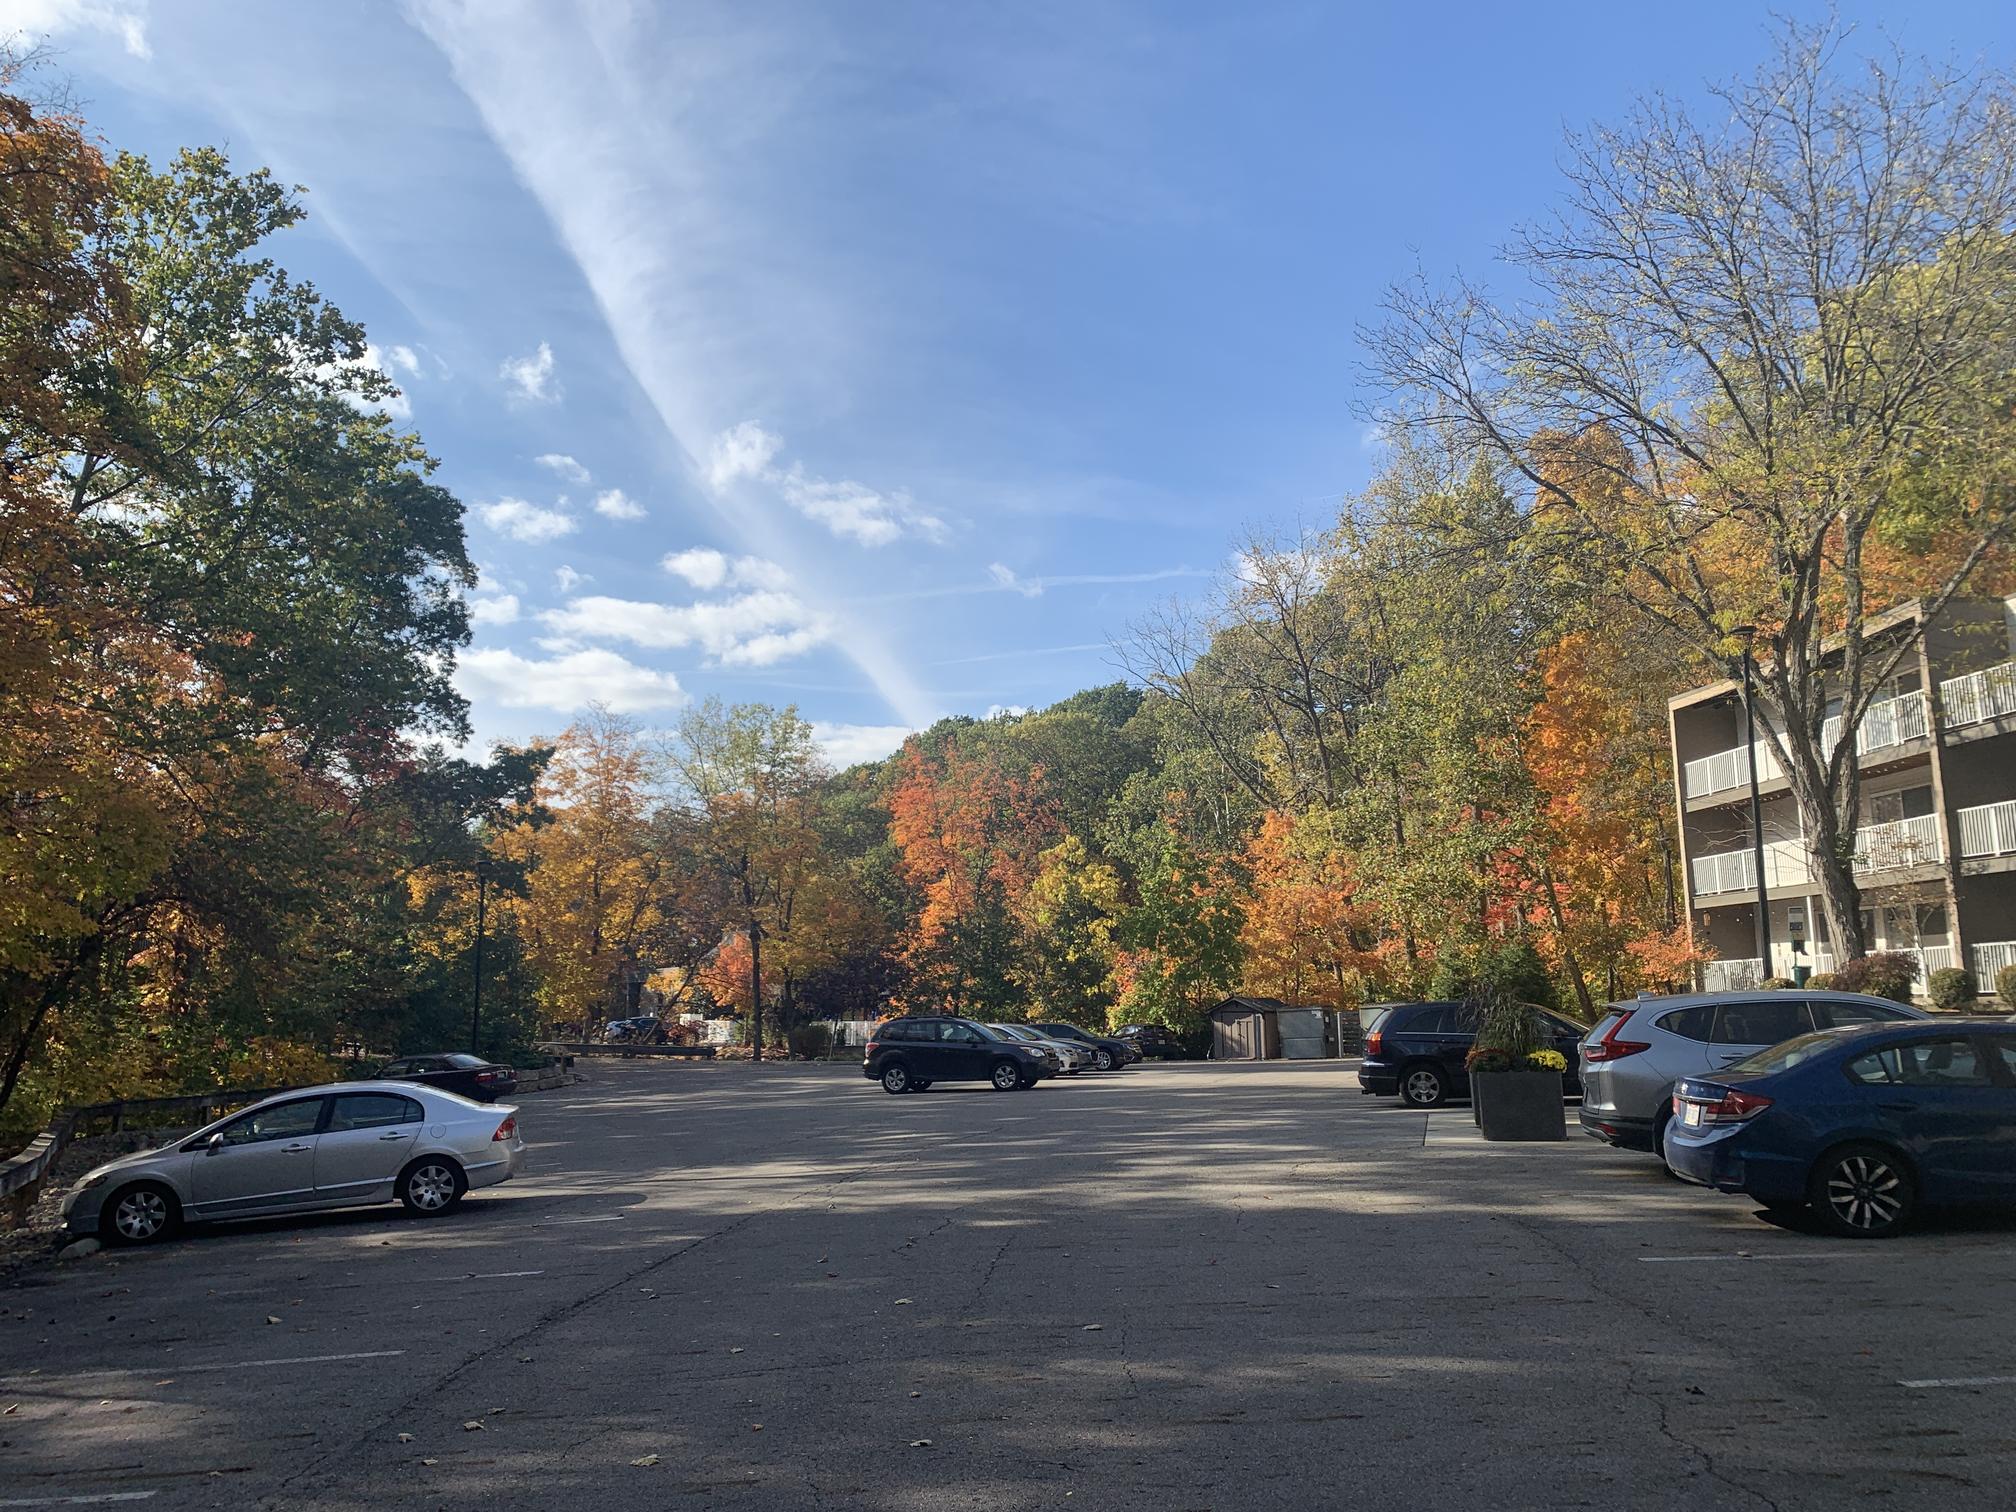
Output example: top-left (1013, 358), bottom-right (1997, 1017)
top-left (1238, 810), bottom-right (1383, 1010)
top-left (886, 739), bottom-right (1056, 1018)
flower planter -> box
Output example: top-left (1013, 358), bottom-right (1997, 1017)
top-left (1473, 1069), bottom-right (1566, 1142)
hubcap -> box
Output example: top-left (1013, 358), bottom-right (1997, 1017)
top-left (1404, 1072), bottom-right (1440, 1104)
top-left (1826, 1155), bottom-right (1902, 1230)
top-left (115, 1190), bottom-right (167, 1239)
top-left (410, 1165), bottom-right (456, 1211)
top-left (1096, 1051), bottom-right (1112, 1070)
top-left (884, 1067), bottom-right (907, 1092)
top-left (994, 1065), bottom-right (1018, 1090)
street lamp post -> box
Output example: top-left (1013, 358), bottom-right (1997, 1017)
top-left (1739, 648), bottom-right (1773, 977)
top-left (470, 859), bottom-right (492, 1056)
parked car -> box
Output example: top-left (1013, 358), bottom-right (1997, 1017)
top-left (603, 1015), bottom-right (665, 1044)
top-left (1032, 1022), bottom-right (1139, 1070)
top-left (1357, 1000), bottom-right (1587, 1108)
top-left (376, 1052), bottom-right (520, 1102)
top-left (1579, 990), bottom-right (1928, 1159)
top-left (61, 1083), bottom-right (526, 1245)
top-left (1665, 1018), bottom-right (2016, 1237)
top-left (863, 1016), bottom-right (1050, 1093)
top-left (1116, 1024), bottom-right (1187, 1060)
top-left (989, 1023), bottom-right (1089, 1073)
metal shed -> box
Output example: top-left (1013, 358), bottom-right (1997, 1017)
top-left (1208, 996), bottom-right (1341, 1060)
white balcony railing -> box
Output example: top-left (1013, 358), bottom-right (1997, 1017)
top-left (1682, 739), bottom-right (1785, 800)
top-left (1957, 799), bottom-right (2016, 860)
top-left (1690, 839), bottom-right (1812, 897)
top-left (1853, 813), bottom-right (1943, 872)
top-left (1973, 940), bottom-right (2016, 987)
top-left (1822, 690), bottom-right (1929, 759)
top-left (1702, 958), bottom-right (1764, 992)
top-left (1940, 660), bottom-right (2016, 730)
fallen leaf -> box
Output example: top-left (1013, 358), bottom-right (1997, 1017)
top-left (893, 1298), bottom-right (913, 1306)
top-left (911, 1439), bottom-right (933, 1448)
top-left (729, 1347), bottom-right (744, 1354)
top-left (265, 1316), bottom-right (281, 1326)
top-left (631, 1454), bottom-right (660, 1468)
top-left (750, 1423), bottom-right (764, 1431)
top-left (517, 1356), bottom-right (534, 1364)
top-left (397, 1433), bottom-right (413, 1444)
top-left (909, 1391), bottom-right (921, 1399)
top-left (420, 1457), bottom-right (438, 1466)
top-left (462, 1420), bottom-right (484, 1432)
top-left (1082, 1324), bottom-right (1104, 1332)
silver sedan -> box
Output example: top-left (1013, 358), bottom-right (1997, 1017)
top-left (60, 1081), bottom-right (527, 1245)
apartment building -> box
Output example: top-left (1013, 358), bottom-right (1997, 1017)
top-left (1669, 596), bottom-right (2016, 998)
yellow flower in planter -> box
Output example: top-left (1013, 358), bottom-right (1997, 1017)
top-left (1526, 1048), bottom-right (1568, 1074)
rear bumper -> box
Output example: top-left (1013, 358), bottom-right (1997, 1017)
top-left (1357, 1063), bottom-right (1399, 1096)
top-left (1578, 1108), bottom-right (1657, 1151)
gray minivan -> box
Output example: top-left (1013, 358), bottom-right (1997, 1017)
top-left (1578, 990), bottom-right (1928, 1159)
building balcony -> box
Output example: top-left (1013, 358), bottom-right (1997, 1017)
top-left (1852, 813), bottom-right (1944, 871)
top-left (1691, 816), bottom-right (1944, 901)
top-left (1957, 799), bottom-right (2016, 860)
top-left (1682, 689), bottom-right (1931, 803)
top-left (1973, 940), bottom-right (2016, 987)
top-left (1821, 689), bottom-right (1929, 760)
top-left (1690, 840), bottom-right (1812, 897)
top-left (1940, 659), bottom-right (2016, 730)
top-left (1681, 739), bottom-right (1784, 801)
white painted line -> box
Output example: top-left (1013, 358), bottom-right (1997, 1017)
top-left (1637, 1253), bottom-right (1886, 1264)
top-left (0, 1494), bottom-right (159, 1507)
top-left (1899, 1374), bottom-right (2016, 1389)
top-left (462, 1269), bottom-right (545, 1279)
top-left (177, 1349), bottom-right (407, 1373)
top-left (535, 1215), bottom-right (625, 1225)
top-left (0, 1350), bottom-right (405, 1388)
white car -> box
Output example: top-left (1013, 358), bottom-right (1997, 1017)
top-left (60, 1081), bottom-right (526, 1245)
top-left (989, 1023), bottom-right (1093, 1073)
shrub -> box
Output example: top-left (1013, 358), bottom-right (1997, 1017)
top-left (1465, 1046), bottom-right (1514, 1074)
top-left (1926, 967), bottom-right (1977, 1011)
top-left (787, 1023), bottom-right (835, 1059)
top-left (1804, 972), bottom-right (1839, 991)
top-left (1834, 951), bottom-right (1919, 1005)
top-left (1427, 938), bottom-right (1558, 1012)
top-left (2000, 964), bottom-right (2016, 1010)
top-left (1756, 977), bottom-right (1796, 990)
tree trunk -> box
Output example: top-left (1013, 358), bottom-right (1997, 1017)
top-left (748, 922), bottom-right (764, 1062)
top-left (1538, 864), bottom-right (1595, 1020)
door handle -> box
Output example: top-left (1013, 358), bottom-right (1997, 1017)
top-left (1877, 1101), bottom-right (1914, 1113)
top-left (281, 1143), bottom-right (313, 1153)
top-left (377, 1131), bottom-right (409, 1141)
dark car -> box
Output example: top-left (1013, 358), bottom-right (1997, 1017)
top-left (377, 1052), bottom-right (519, 1103)
top-left (1665, 1018), bottom-right (2016, 1237)
top-left (1115, 1024), bottom-right (1186, 1060)
top-left (1358, 1000), bottom-right (1586, 1108)
top-left (863, 1017), bottom-right (1049, 1094)
top-left (1033, 1022), bottom-right (1138, 1070)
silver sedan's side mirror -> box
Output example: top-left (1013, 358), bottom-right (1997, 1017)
top-left (204, 1131), bottom-right (226, 1155)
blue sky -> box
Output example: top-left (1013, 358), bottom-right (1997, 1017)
top-left (14, 0), bottom-right (2016, 766)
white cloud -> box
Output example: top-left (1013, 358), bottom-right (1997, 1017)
top-left (5, 0), bottom-right (150, 58)
top-left (555, 564), bottom-right (590, 593)
top-left (469, 591), bottom-right (520, 626)
top-left (812, 722), bottom-right (914, 769)
top-left (535, 453), bottom-right (591, 484)
top-left (704, 421), bottom-right (783, 493)
top-left (454, 646), bottom-right (685, 714)
top-left (701, 421), bottom-right (946, 548)
top-left (540, 589), bottom-right (830, 668)
top-left (383, 344), bottom-right (421, 376)
top-left (662, 548), bottom-right (787, 591)
top-left (593, 488), bottom-right (645, 521)
top-left (479, 497), bottom-right (576, 544)
top-left (499, 341), bottom-right (559, 403)
top-left (986, 704), bottom-right (1030, 720)
top-left (988, 563), bottom-right (1043, 598)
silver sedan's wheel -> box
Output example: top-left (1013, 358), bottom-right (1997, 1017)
top-left (990, 1061), bottom-right (1021, 1091)
top-left (400, 1159), bottom-right (464, 1216)
top-left (102, 1183), bottom-right (176, 1245)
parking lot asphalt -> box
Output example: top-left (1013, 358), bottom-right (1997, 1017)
top-left (3, 1059), bottom-right (2015, 1511)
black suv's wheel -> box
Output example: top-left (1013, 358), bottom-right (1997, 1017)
top-left (399, 1157), bottom-right (466, 1217)
top-left (100, 1182), bottom-right (179, 1246)
top-left (880, 1062), bottom-right (911, 1095)
top-left (1399, 1064), bottom-right (1448, 1108)
top-left (990, 1060), bottom-right (1022, 1092)
top-left (1092, 1047), bottom-right (1115, 1071)
top-left (1809, 1143), bottom-right (1916, 1238)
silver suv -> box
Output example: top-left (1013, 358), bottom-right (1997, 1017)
top-left (1578, 990), bottom-right (1928, 1159)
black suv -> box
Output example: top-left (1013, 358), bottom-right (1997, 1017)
top-left (1033, 1022), bottom-right (1139, 1070)
top-left (1115, 1024), bottom-right (1185, 1060)
top-left (864, 1017), bottom-right (1048, 1094)
top-left (1358, 1001), bottom-right (1586, 1108)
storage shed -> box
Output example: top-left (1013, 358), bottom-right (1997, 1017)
top-left (1208, 996), bottom-right (1341, 1060)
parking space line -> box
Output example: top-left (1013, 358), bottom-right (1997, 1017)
top-left (1636, 1253), bottom-right (1889, 1264)
top-left (534, 1214), bottom-right (625, 1225)
top-left (1898, 1374), bottom-right (2016, 1389)
top-left (0, 1351), bottom-right (407, 1388)
top-left (459, 1270), bottom-right (546, 1278)
top-left (0, 1494), bottom-right (159, 1506)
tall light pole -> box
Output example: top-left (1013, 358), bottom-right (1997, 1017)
top-left (1738, 641), bottom-right (1773, 976)
top-left (470, 858), bottom-right (492, 1055)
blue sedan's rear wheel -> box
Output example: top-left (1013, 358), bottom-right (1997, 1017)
top-left (1809, 1143), bottom-right (1915, 1238)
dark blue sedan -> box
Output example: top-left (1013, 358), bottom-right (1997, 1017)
top-left (1665, 1018), bottom-right (2016, 1237)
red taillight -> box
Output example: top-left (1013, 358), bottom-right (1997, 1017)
top-left (476, 1070), bottom-right (503, 1082)
top-left (492, 1116), bottom-right (516, 1142)
top-left (1584, 1011), bottom-right (1651, 1063)
top-left (1675, 1088), bottom-right (1772, 1125)
top-left (1364, 1030), bottom-right (1384, 1057)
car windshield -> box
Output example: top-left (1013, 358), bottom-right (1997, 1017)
top-left (442, 1053), bottom-right (488, 1068)
top-left (1729, 1030), bottom-right (1838, 1076)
